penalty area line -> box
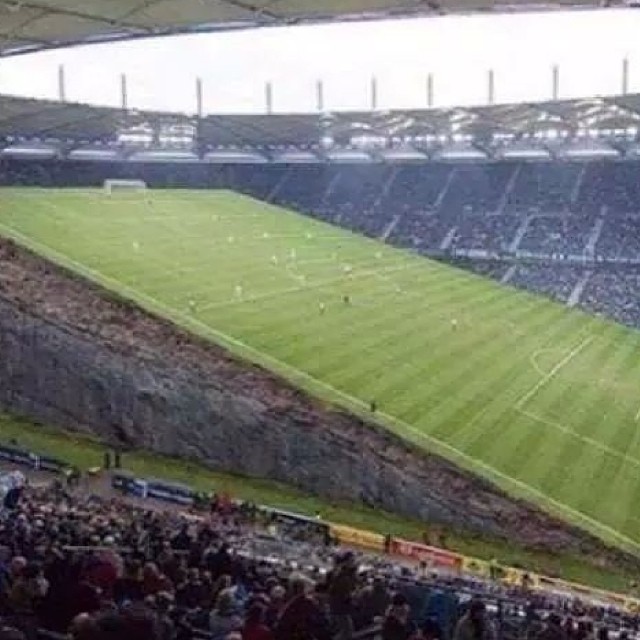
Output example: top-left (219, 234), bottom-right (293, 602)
top-left (1, 223), bottom-right (639, 554)
top-left (516, 335), bottom-right (594, 410)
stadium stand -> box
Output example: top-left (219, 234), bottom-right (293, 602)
top-left (508, 264), bottom-right (582, 304)
top-left (452, 215), bottom-right (521, 253)
top-left (437, 165), bottom-right (514, 217)
top-left (505, 163), bottom-right (581, 214)
top-left (517, 216), bottom-right (592, 258)
top-left (595, 216), bottom-right (640, 262)
top-left (0, 466), bottom-right (636, 640)
top-left (580, 270), bottom-right (640, 328)
top-left (575, 163), bottom-right (640, 217)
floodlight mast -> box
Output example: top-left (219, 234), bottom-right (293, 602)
top-left (265, 81), bottom-right (273, 115)
top-left (488, 69), bottom-right (495, 106)
top-left (121, 73), bottom-right (128, 111)
top-left (316, 80), bottom-right (325, 113)
top-left (196, 77), bottom-right (204, 119)
top-left (370, 76), bottom-right (378, 111)
top-left (58, 65), bottom-right (66, 103)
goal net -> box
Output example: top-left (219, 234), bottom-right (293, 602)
top-left (104, 179), bottom-right (147, 195)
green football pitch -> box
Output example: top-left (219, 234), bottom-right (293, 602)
top-left (1, 187), bottom-right (640, 553)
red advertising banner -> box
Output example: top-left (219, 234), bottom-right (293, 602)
top-left (391, 538), bottom-right (463, 570)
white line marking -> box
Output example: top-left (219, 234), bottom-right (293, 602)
top-left (516, 336), bottom-right (594, 410)
top-left (199, 261), bottom-right (419, 312)
top-left (519, 408), bottom-right (640, 471)
top-left (2, 223), bottom-right (639, 553)
top-left (635, 406), bottom-right (640, 422)
top-left (529, 349), bottom-right (549, 376)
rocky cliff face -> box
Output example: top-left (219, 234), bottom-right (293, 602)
top-left (0, 238), bottom-right (634, 567)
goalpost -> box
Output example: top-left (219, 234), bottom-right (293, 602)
top-left (103, 179), bottom-right (147, 195)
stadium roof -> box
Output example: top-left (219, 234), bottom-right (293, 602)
top-left (0, 0), bottom-right (627, 58)
top-left (2, 93), bottom-right (640, 148)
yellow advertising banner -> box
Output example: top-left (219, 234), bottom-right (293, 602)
top-left (501, 566), bottom-right (524, 586)
top-left (461, 556), bottom-right (491, 578)
top-left (329, 523), bottom-right (385, 552)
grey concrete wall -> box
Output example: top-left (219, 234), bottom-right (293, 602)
top-left (0, 292), bottom-right (635, 573)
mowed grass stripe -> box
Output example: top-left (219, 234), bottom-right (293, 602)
top-left (422, 305), bottom-right (578, 439)
top-left (559, 334), bottom-right (640, 535)
top-left (444, 314), bottom-right (590, 464)
top-left (522, 331), bottom-right (616, 497)
top-left (318, 273), bottom-right (538, 398)
top-left (304, 280), bottom-right (506, 392)
top-left (241, 263), bottom-right (458, 360)
top-left (2, 188), bottom-right (640, 553)
top-left (523, 330), bottom-right (627, 510)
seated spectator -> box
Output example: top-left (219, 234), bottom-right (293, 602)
top-left (534, 613), bottom-right (567, 640)
top-left (355, 576), bottom-right (390, 627)
top-left (382, 593), bottom-right (415, 640)
top-left (265, 585), bottom-right (286, 628)
top-left (327, 552), bottom-right (358, 640)
top-left (209, 589), bottom-right (243, 639)
top-left (69, 612), bottom-right (99, 640)
top-left (275, 574), bottom-right (330, 640)
top-left (452, 599), bottom-right (496, 640)
top-left (420, 618), bottom-right (442, 640)
top-left (242, 603), bottom-right (273, 640)
top-left (143, 562), bottom-right (173, 597)
top-left (8, 561), bottom-right (48, 620)
top-left (114, 560), bottom-right (144, 605)
top-left (176, 568), bottom-right (208, 610)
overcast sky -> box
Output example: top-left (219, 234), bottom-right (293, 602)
top-left (0, 9), bottom-right (639, 115)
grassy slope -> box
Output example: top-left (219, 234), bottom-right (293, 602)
top-left (0, 188), bottom-right (640, 559)
top-left (0, 411), bottom-right (636, 594)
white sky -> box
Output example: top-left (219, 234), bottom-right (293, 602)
top-left (0, 9), bottom-right (639, 115)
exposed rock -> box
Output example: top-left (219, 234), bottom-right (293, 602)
top-left (0, 237), bottom-right (636, 569)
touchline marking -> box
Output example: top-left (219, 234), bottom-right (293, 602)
top-left (1, 222), bottom-right (639, 553)
top-left (635, 406), bottom-right (640, 423)
top-left (516, 336), bottom-right (594, 410)
top-left (518, 408), bottom-right (640, 471)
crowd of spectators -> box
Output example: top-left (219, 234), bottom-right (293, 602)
top-left (575, 164), bottom-right (640, 217)
top-left (388, 212), bottom-right (452, 253)
top-left (508, 264), bottom-right (583, 304)
top-left (594, 217), bottom-right (640, 262)
top-left (438, 166), bottom-right (513, 217)
top-left (0, 474), bottom-right (636, 640)
top-left (452, 216), bottom-right (521, 253)
top-left (518, 217), bottom-right (594, 258)
top-left (580, 271), bottom-right (640, 328)
top-left (505, 164), bottom-right (580, 215)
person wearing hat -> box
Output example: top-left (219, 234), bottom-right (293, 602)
top-left (452, 599), bottom-right (497, 640)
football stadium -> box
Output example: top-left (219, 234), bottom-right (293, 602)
top-left (3, 1), bottom-right (640, 638)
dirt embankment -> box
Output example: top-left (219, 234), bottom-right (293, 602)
top-left (0, 237), bottom-right (636, 570)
